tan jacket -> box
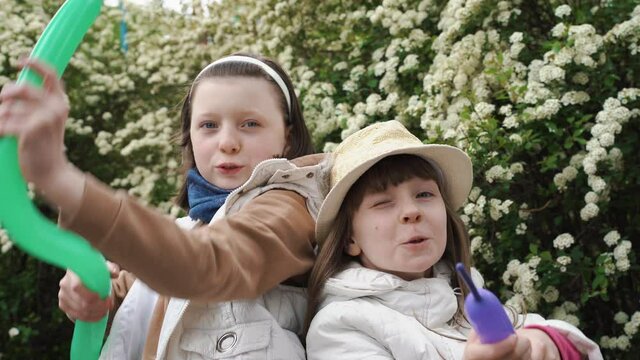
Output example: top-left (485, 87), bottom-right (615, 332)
top-left (60, 154), bottom-right (327, 359)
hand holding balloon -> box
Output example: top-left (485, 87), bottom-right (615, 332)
top-left (59, 262), bottom-right (120, 323)
top-left (0, 1), bottom-right (106, 359)
top-left (456, 263), bottom-right (515, 344)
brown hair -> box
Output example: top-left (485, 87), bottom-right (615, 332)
top-left (175, 53), bottom-right (314, 210)
top-left (304, 154), bottom-right (473, 335)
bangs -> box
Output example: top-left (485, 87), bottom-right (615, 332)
top-left (343, 154), bottom-right (445, 213)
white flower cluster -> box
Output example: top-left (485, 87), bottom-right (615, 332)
top-left (522, 99), bottom-right (562, 121)
top-left (463, 193), bottom-right (486, 225)
top-left (489, 198), bottom-right (513, 221)
top-left (422, 29), bottom-right (501, 140)
top-left (551, 301), bottom-right (581, 327)
top-left (553, 165), bottom-right (579, 192)
top-left (554, 5), bottom-right (572, 19)
top-left (542, 285), bottom-right (559, 303)
top-left (560, 91), bottom-right (590, 106)
top-left (8, 327), bottom-right (19, 338)
top-left (502, 258), bottom-right (542, 310)
top-left (65, 117), bottom-right (94, 137)
top-left (515, 222), bottom-right (527, 235)
top-left (433, 0), bottom-right (487, 51)
top-left (603, 230), bottom-right (620, 247)
top-left (498, 1), bottom-right (523, 26)
top-left (553, 233), bottom-right (575, 250)
top-left (600, 335), bottom-right (631, 351)
top-left (605, 5), bottom-right (640, 54)
top-left (0, 226), bottom-right (12, 254)
top-left (485, 165), bottom-right (514, 183)
top-left (469, 235), bottom-right (495, 263)
top-left (624, 311), bottom-right (640, 337)
top-left (601, 309), bottom-right (639, 350)
top-left (556, 255), bottom-right (571, 272)
top-left (612, 240), bottom-right (632, 272)
top-left (509, 31), bottom-right (525, 59)
top-left (518, 203), bottom-right (531, 221)
top-left (368, 0), bottom-right (430, 36)
top-left (575, 94), bottom-right (634, 221)
top-left (398, 54), bottom-right (420, 73)
top-left (538, 64), bottom-right (565, 84)
top-left (567, 24), bottom-right (604, 68)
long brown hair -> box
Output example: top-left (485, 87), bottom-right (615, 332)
top-left (304, 154), bottom-right (473, 335)
top-left (174, 52), bottom-right (315, 210)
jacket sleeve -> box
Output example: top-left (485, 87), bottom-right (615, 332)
top-left (306, 307), bottom-right (395, 360)
top-left (521, 314), bottom-right (603, 360)
top-left (59, 175), bottom-right (316, 302)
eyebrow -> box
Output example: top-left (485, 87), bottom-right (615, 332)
top-left (193, 110), bottom-right (265, 119)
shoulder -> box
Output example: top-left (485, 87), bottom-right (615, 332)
top-left (310, 298), bottom-right (389, 335)
top-left (227, 156), bottom-right (330, 219)
top-left (290, 153), bottom-right (327, 167)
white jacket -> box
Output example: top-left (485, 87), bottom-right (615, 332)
top-left (100, 158), bottom-right (329, 359)
top-left (306, 261), bottom-right (603, 360)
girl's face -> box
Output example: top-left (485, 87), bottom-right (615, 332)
top-left (190, 77), bottom-right (288, 189)
top-left (347, 177), bottom-right (448, 281)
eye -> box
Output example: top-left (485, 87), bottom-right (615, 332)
top-left (200, 121), bottom-right (217, 129)
top-left (372, 199), bottom-right (391, 208)
top-left (242, 120), bottom-right (260, 128)
top-left (417, 191), bottom-right (434, 199)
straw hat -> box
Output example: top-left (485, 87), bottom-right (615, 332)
top-left (315, 120), bottom-right (473, 243)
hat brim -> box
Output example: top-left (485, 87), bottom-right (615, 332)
top-left (315, 144), bottom-right (472, 243)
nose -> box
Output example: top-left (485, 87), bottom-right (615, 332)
top-left (218, 127), bottom-right (240, 154)
top-left (400, 203), bottom-right (423, 224)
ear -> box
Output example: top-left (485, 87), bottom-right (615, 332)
top-left (345, 238), bottom-right (362, 256)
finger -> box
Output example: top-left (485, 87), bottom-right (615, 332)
top-left (62, 270), bottom-right (103, 304)
top-left (20, 58), bottom-right (64, 94)
top-left (0, 82), bottom-right (19, 99)
top-left (467, 330), bottom-right (478, 343)
top-left (487, 335), bottom-right (518, 359)
top-left (59, 289), bottom-right (110, 322)
top-left (106, 261), bottom-right (120, 278)
top-left (70, 278), bottom-right (102, 304)
top-left (0, 110), bottom-right (25, 137)
top-left (0, 83), bottom-right (44, 103)
top-left (513, 336), bottom-right (532, 359)
top-left (65, 306), bottom-right (108, 322)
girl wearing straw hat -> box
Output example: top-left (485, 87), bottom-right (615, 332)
top-left (304, 121), bottom-right (602, 360)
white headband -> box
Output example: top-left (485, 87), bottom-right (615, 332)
top-left (193, 55), bottom-right (291, 112)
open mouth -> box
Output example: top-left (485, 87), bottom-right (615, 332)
top-left (404, 237), bottom-right (427, 245)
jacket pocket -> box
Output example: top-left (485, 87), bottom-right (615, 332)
top-left (179, 320), bottom-right (272, 359)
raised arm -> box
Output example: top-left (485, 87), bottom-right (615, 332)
top-left (60, 178), bottom-right (316, 301)
top-left (1, 59), bottom-right (316, 302)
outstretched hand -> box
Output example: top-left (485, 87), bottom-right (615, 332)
top-left (0, 58), bottom-right (69, 187)
top-left (464, 328), bottom-right (560, 360)
top-left (0, 58), bottom-right (85, 213)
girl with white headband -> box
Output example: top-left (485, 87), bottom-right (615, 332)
top-left (0, 54), bottom-right (329, 359)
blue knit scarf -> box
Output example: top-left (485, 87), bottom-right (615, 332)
top-left (187, 168), bottom-right (233, 224)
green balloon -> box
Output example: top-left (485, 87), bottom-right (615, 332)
top-left (0, 1), bottom-right (108, 359)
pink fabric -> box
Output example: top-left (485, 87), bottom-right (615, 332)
top-left (525, 324), bottom-right (582, 360)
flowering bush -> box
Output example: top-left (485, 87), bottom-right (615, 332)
top-left (1, 0), bottom-right (638, 358)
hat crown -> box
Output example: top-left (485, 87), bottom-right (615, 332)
top-left (331, 121), bottom-right (422, 187)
